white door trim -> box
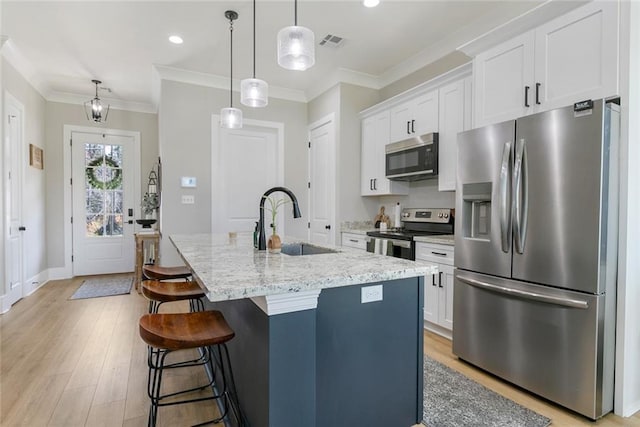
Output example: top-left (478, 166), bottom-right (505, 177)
top-left (61, 125), bottom-right (140, 279)
top-left (3, 91), bottom-right (26, 312)
top-left (307, 113), bottom-right (336, 243)
top-left (210, 117), bottom-right (285, 233)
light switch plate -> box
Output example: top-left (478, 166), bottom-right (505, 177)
top-left (181, 195), bottom-right (195, 204)
top-left (361, 284), bottom-right (383, 303)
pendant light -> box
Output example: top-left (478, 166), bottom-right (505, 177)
top-left (241, 0), bottom-right (268, 107)
top-left (220, 10), bottom-right (243, 129)
top-left (277, 0), bottom-right (315, 71)
top-left (84, 79), bottom-right (110, 123)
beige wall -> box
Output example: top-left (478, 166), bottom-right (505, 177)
top-left (158, 80), bottom-right (308, 265)
top-left (2, 58), bottom-right (47, 283)
top-left (45, 102), bottom-right (158, 269)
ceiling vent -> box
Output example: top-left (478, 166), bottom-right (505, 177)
top-left (319, 34), bottom-right (344, 48)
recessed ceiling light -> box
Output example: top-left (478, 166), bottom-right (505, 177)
top-left (169, 35), bottom-right (183, 44)
top-left (363, 0), bottom-right (379, 7)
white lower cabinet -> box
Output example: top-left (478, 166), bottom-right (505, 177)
top-left (341, 233), bottom-right (369, 251)
top-left (415, 242), bottom-right (454, 337)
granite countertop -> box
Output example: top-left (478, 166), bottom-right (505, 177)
top-left (340, 221), bottom-right (375, 236)
top-left (413, 234), bottom-right (455, 246)
top-left (340, 228), bottom-right (375, 236)
top-left (170, 232), bottom-right (437, 302)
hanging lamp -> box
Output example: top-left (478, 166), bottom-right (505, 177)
top-left (84, 79), bottom-right (110, 123)
top-left (277, 0), bottom-right (315, 71)
top-left (220, 10), bottom-right (243, 129)
top-left (241, 0), bottom-right (268, 107)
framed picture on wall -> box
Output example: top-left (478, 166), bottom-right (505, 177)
top-left (29, 144), bottom-right (43, 169)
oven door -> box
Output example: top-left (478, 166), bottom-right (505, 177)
top-left (367, 237), bottom-right (413, 260)
top-left (385, 143), bottom-right (438, 180)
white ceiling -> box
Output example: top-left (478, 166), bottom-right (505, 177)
top-left (1, 1), bottom-right (550, 112)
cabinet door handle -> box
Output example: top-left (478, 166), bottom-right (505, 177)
top-left (438, 271), bottom-right (443, 288)
top-left (18, 226), bottom-right (26, 231)
top-left (349, 239), bottom-right (359, 243)
top-left (370, 179), bottom-right (373, 191)
top-left (431, 251), bottom-right (447, 256)
top-left (411, 119), bottom-right (415, 134)
top-left (524, 85), bottom-right (530, 107)
top-left (373, 178), bottom-right (377, 190)
top-left (432, 274), bottom-right (437, 287)
top-left (535, 83), bottom-right (541, 105)
top-left (406, 121), bottom-right (410, 135)
top-left (325, 225), bottom-right (331, 230)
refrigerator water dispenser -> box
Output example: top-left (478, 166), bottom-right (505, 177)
top-left (462, 182), bottom-right (492, 240)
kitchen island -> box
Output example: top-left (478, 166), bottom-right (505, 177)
top-left (170, 233), bottom-right (436, 427)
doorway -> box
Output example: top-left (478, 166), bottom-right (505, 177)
top-left (3, 92), bottom-right (25, 309)
top-left (308, 114), bottom-right (336, 245)
top-left (68, 128), bottom-right (140, 276)
top-left (211, 118), bottom-right (284, 235)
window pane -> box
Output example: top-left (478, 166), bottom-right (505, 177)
top-left (106, 145), bottom-right (123, 167)
top-left (105, 215), bottom-right (123, 236)
top-left (113, 191), bottom-right (123, 213)
top-left (85, 144), bottom-right (103, 165)
top-left (86, 214), bottom-right (104, 236)
top-left (86, 190), bottom-right (104, 214)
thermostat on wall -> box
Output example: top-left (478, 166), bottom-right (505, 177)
top-left (181, 177), bottom-right (197, 188)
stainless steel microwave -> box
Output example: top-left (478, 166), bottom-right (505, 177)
top-left (385, 132), bottom-right (438, 181)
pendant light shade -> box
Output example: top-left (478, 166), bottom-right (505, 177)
top-left (277, 0), bottom-right (315, 71)
top-left (220, 10), bottom-right (243, 129)
top-left (241, 78), bottom-right (268, 107)
top-left (220, 107), bottom-right (243, 129)
top-left (241, 0), bottom-right (268, 107)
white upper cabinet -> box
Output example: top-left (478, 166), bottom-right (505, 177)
top-left (534, 1), bottom-right (618, 112)
top-left (389, 90), bottom-right (439, 142)
top-left (473, 32), bottom-right (535, 127)
top-left (437, 76), bottom-right (471, 191)
top-left (473, 0), bottom-right (618, 128)
top-left (361, 111), bottom-right (409, 196)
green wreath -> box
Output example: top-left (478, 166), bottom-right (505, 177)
top-left (86, 156), bottom-right (122, 190)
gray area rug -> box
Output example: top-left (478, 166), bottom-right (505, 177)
top-left (423, 356), bottom-right (551, 427)
top-left (70, 276), bottom-right (133, 300)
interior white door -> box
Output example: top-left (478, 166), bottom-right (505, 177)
top-left (212, 124), bottom-right (282, 235)
top-left (308, 118), bottom-right (336, 245)
top-left (71, 132), bottom-right (136, 275)
top-left (4, 97), bottom-right (25, 307)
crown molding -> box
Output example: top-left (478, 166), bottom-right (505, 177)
top-left (1, 39), bottom-right (50, 100)
top-left (47, 90), bottom-right (157, 114)
top-left (457, 0), bottom-right (588, 57)
top-left (0, 35), bottom-right (8, 49)
top-left (153, 64), bottom-right (308, 104)
top-left (305, 67), bottom-right (380, 102)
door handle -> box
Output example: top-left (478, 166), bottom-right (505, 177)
top-left (524, 86), bottom-right (530, 107)
top-left (432, 274), bottom-right (437, 287)
top-left (370, 179), bottom-right (374, 191)
top-left (325, 225), bottom-right (331, 230)
top-left (411, 119), bottom-right (415, 134)
top-left (128, 220), bottom-right (134, 224)
top-left (535, 83), bottom-right (541, 105)
top-left (456, 274), bottom-right (589, 309)
top-left (438, 271), bottom-right (443, 288)
top-left (406, 121), bottom-right (410, 135)
top-left (513, 138), bottom-right (529, 254)
top-left (18, 226), bottom-right (26, 231)
top-left (373, 179), bottom-right (377, 191)
top-left (500, 140), bottom-right (512, 253)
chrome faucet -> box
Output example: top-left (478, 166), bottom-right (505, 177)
top-left (258, 186), bottom-right (302, 250)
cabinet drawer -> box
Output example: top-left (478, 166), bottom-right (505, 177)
top-left (415, 243), bottom-right (454, 265)
top-left (341, 233), bottom-right (369, 251)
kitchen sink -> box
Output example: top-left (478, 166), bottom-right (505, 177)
top-left (280, 243), bottom-right (338, 256)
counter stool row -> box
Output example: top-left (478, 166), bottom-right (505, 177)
top-left (139, 266), bottom-right (243, 427)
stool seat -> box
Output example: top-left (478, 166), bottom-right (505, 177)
top-left (141, 280), bottom-right (205, 303)
top-left (139, 311), bottom-right (235, 351)
top-left (143, 265), bottom-right (192, 281)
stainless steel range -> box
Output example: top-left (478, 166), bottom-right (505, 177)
top-left (366, 208), bottom-right (454, 260)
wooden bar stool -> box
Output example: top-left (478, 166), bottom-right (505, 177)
top-left (139, 310), bottom-right (241, 427)
top-left (141, 280), bottom-right (206, 314)
top-left (143, 265), bottom-right (192, 281)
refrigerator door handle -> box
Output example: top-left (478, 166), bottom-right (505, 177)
top-left (513, 138), bottom-right (529, 254)
top-left (456, 275), bottom-right (589, 309)
top-left (499, 140), bottom-right (512, 253)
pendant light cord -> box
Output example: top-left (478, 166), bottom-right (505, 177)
top-left (294, 0), bottom-right (298, 26)
top-left (253, 0), bottom-right (256, 78)
top-left (229, 17), bottom-right (234, 108)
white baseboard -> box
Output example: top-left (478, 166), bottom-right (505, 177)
top-left (423, 320), bottom-right (452, 341)
top-left (620, 398), bottom-right (640, 418)
top-left (24, 270), bottom-right (51, 296)
top-left (48, 266), bottom-right (72, 281)
top-left (0, 295), bottom-right (10, 314)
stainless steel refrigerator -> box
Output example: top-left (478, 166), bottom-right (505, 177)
top-left (453, 99), bottom-right (619, 419)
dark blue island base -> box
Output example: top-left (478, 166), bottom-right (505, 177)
top-left (206, 277), bottom-right (424, 427)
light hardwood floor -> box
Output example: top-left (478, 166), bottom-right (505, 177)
top-left (1, 276), bottom-right (639, 426)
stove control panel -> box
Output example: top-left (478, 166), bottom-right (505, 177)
top-left (401, 208), bottom-right (453, 223)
